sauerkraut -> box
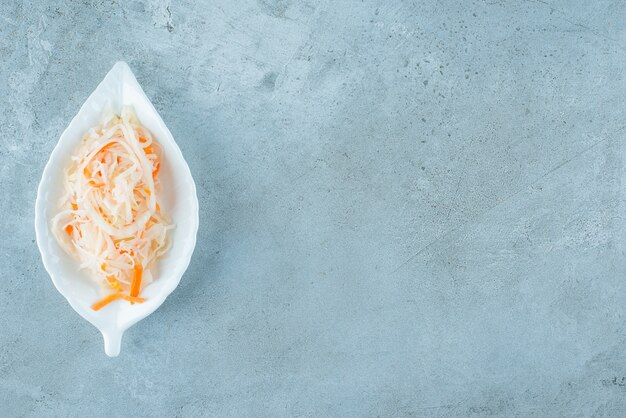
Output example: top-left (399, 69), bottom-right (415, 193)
top-left (51, 107), bottom-right (172, 309)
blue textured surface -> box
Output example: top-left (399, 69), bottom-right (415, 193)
top-left (2, 0), bottom-right (626, 416)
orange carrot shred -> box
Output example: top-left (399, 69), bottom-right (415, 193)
top-left (71, 203), bottom-right (78, 210)
top-left (91, 293), bottom-right (123, 311)
top-left (152, 162), bottom-right (160, 178)
top-left (120, 294), bottom-right (145, 305)
top-left (65, 225), bottom-right (73, 235)
top-left (106, 277), bottom-right (122, 291)
top-left (130, 263), bottom-right (143, 297)
top-left (91, 292), bottom-right (145, 310)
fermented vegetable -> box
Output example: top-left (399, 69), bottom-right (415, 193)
top-left (51, 107), bottom-right (172, 309)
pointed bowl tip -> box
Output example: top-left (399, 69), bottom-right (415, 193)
top-left (112, 60), bottom-right (131, 73)
top-left (102, 330), bottom-right (123, 357)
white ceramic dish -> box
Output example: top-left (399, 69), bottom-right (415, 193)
top-left (34, 62), bottom-right (199, 357)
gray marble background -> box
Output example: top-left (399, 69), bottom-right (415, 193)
top-left (2, 0), bottom-right (626, 416)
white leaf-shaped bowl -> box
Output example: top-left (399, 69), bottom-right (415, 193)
top-left (34, 62), bottom-right (199, 356)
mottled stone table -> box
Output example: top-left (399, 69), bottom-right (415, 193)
top-left (2, 0), bottom-right (626, 416)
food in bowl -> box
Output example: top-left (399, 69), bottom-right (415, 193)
top-left (51, 106), bottom-right (173, 310)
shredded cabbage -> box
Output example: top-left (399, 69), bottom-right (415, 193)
top-left (51, 107), bottom-right (172, 297)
